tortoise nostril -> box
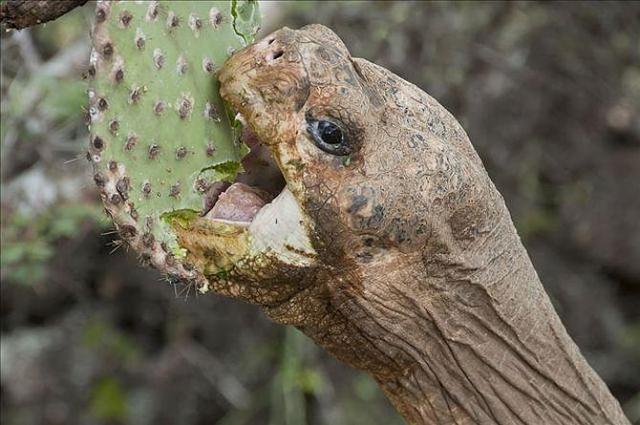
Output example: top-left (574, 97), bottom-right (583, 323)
top-left (267, 50), bottom-right (284, 61)
top-left (267, 38), bottom-right (275, 45)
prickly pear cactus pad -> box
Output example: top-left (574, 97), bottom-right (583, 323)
top-left (87, 1), bottom-right (260, 284)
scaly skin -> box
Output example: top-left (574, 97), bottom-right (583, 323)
top-left (184, 25), bottom-right (631, 424)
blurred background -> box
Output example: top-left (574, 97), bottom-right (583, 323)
top-left (1, 2), bottom-right (639, 424)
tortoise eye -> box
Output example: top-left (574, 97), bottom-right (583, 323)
top-left (307, 119), bottom-right (351, 156)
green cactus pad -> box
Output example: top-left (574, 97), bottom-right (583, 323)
top-left (88, 0), bottom-right (260, 283)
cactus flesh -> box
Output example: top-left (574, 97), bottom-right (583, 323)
top-left (88, 1), bottom-right (260, 286)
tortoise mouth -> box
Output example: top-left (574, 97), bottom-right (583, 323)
top-left (202, 121), bottom-right (286, 225)
top-left (187, 116), bottom-right (316, 278)
top-left (183, 111), bottom-right (316, 279)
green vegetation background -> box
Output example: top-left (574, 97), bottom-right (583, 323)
top-left (1, 2), bottom-right (639, 424)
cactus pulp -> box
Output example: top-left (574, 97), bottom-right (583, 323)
top-left (88, 1), bottom-right (260, 285)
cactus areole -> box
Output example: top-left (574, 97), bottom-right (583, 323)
top-left (90, 4), bottom-right (630, 424)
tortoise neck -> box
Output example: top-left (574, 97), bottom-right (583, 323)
top-left (363, 215), bottom-right (629, 424)
top-left (266, 199), bottom-right (629, 424)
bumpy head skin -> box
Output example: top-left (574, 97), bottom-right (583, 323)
top-left (214, 25), bottom-right (629, 425)
top-left (88, 1), bottom-right (259, 283)
top-left (215, 24), bottom-right (499, 300)
top-left (220, 24), bottom-right (497, 272)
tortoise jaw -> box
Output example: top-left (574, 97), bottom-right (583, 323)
top-left (193, 29), bottom-right (317, 288)
top-left (174, 114), bottom-right (316, 289)
top-left (247, 186), bottom-right (317, 267)
top-left (174, 184), bottom-right (316, 293)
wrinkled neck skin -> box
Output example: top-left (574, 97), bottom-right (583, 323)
top-left (267, 194), bottom-right (627, 425)
top-left (214, 25), bottom-right (629, 425)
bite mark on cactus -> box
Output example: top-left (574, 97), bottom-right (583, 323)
top-left (161, 209), bottom-right (199, 228)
